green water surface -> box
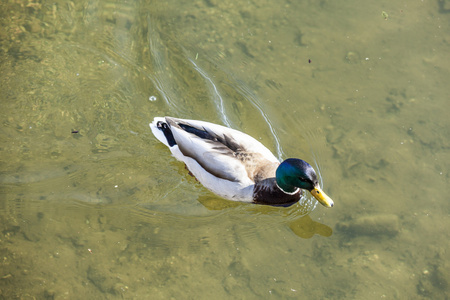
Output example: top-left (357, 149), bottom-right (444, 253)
top-left (0, 0), bottom-right (449, 299)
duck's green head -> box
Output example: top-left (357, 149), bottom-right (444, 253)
top-left (276, 158), bottom-right (334, 208)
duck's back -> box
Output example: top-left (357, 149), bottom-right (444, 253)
top-left (150, 117), bottom-right (282, 202)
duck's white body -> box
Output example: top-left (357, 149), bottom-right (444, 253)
top-left (150, 117), bottom-right (296, 204)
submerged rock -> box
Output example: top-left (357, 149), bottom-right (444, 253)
top-left (337, 214), bottom-right (400, 237)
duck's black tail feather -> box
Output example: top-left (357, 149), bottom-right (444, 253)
top-left (156, 121), bottom-right (177, 147)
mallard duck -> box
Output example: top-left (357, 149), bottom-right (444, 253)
top-left (150, 117), bottom-right (334, 208)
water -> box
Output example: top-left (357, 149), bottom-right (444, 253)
top-left (1, 0), bottom-right (449, 299)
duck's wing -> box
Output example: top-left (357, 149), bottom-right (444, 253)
top-left (163, 117), bottom-right (279, 182)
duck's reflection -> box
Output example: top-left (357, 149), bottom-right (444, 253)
top-left (289, 215), bottom-right (332, 238)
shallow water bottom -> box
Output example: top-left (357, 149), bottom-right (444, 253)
top-left (1, 0), bottom-right (450, 299)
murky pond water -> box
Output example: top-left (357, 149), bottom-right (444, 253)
top-left (1, 0), bottom-right (449, 299)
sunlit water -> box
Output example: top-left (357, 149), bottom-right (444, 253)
top-left (1, 0), bottom-right (449, 299)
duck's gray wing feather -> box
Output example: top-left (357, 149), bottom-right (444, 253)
top-left (165, 117), bottom-right (278, 183)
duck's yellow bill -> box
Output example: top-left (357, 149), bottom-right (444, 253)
top-left (310, 187), bottom-right (334, 208)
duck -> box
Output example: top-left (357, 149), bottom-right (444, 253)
top-left (150, 117), bottom-right (334, 208)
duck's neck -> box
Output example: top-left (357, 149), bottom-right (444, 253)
top-left (275, 167), bottom-right (298, 194)
top-left (276, 180), bottom-right (299, 194)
